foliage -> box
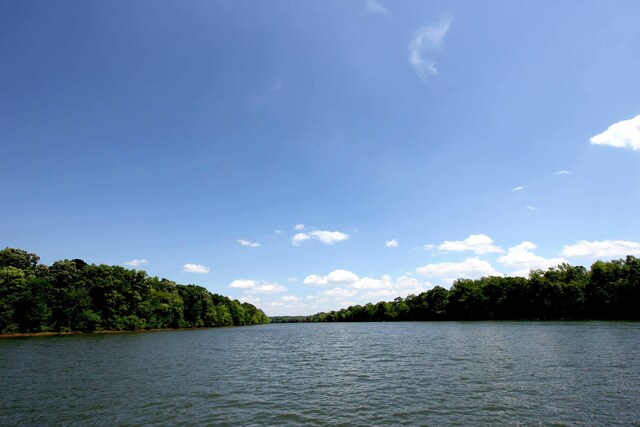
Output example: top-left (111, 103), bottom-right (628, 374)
top-left (304, 257), bottom-right (640, 323)
top-left (0, 248), bottom-right (269, 334)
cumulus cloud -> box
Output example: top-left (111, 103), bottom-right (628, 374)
top-left (590, 115), bottom-right (640, 151)
top-left (351, 277), bottom-right (394, 290)
top-left (182, 263), bottom-right (210, 274)
top-left (320, 287), bottom-right (358, 298)
top-left (311, 230), bottom-right (349, 244)
top-left (561, 240), bottom-right (640, 258)
top-left (438, 234), bottom-right (503, 254)
top-left (262, 271), bottom-right (431, 316)
top-left (497, 242), bottom-right (565, 277)
top-left (292, 229), bottom-right (349, 246)
top-left (304, 269), bottom-right (360, 286)
top-left (512, 186), bottom-right (524, 192)
top-left (125, 259), bottom-right (147, 267)
top-left (553, 170), bottom-right (571, 175)
top-left (238, 239), bottom-right (260, 248)
top-left (409, 17), bottom-right (451, 78)
top-left (416, 257), bottom-right (500, 283)
top-left (292, 233), bottom-right (310, 245)
top-left (305, 269), bottom-right (427, 300)
top-left (229, 279), bottom-right (287, 294)
top-left (366, 0), bottom-right (387, 13)
top-left (294, 224), bottom-right (305, 231)
top-left (385, 239), bottom-right (399, 248)
top-left (238, 295), bottom-right (261, 307)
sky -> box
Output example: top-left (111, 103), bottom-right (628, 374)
top-left (1, 0), bottom-right (639, 316)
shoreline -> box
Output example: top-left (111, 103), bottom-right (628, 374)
top-left (0, 327), bottom-right (218, 339)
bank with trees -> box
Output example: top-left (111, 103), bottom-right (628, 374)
top-left (0, 248), bottom-right (269, 334)
top-left (302, 256), bottom-right (640, 322)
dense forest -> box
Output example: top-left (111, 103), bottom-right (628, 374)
top-left (285, 256), bottom-right (640, 323)
top-left (0, 248), bottom-right (269, 334)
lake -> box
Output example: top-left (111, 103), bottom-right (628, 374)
top-left (1, 322), bottom-right (639, 425)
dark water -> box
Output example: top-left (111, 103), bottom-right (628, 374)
top-left (1, 322), bottom-right (639, 426)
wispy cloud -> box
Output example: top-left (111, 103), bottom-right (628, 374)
top-left (409, 16), bottom-right (452, 79)
top-left (385, 239), bottom-right (399, 248)
top-left (553, 170), bottom-right (571, 175)
top-left (526, 205), bottom-right (539, 211)
top-left (590, 115), bottom-right (640, 151)
top-left (249, 79), bottom-right (284, 106)
top-left (512, 186), bottom-right (524, 192)
top-left (238, 239), bottom-right (260, 248)
top-left (182, 263), bottom-right (210, 274)
top-left (366, 0), bottom-right (387, 14)
top-left (125, 259), bottom-right (147, 267)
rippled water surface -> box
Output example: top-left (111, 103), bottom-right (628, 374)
top-left (1, 322), bottom-right (639, 425)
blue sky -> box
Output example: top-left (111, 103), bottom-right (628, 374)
top-left (1, 0), bottom-right (639, 315)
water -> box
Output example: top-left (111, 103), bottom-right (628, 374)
top-left (1, 322), bottom-right (639, 426)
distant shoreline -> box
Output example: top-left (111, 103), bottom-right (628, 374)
top-left (0, 326), bottom-right (251, 339)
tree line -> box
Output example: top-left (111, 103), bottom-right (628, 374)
top-left (299, 256), bottom-right (640, 323)
top-left (0, 248), bottom-right (269, 334)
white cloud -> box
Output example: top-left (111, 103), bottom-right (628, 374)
top-left (526, 205), bottom-right (539, 210)
top-left (293, 229), bottom-right (349, 246)
top-left (182, 263), bottom-right (210, 274)
top-left (294, 224), bottom-right (305, 231)
top-left (292, 233), bottom-right (311, 246)
top-left (274, 229), bottom-right (284, 235)
top-left (310, 230), bottom-right (349, 244)
top-left (238, 296), bottom-right (261, 307)
top-left (125, 259), bottom-right (147, 267)
top-left (497, 242), bottom-right (565, 277)
top-left (590, 115), bottom-right (640, 151)
top-left (263, 271), bottom-right (431, 316)
top-left (512, 186), bottom-right (524, 192)
top-left (561, 240), bottom-right (640, 258)
top-left (417, 257), bottom-right (500, 283)
top-left (438, 234), bottom-right (503, 254)
top-left (409, 17), bottom-right (451, 79)
top-left (366, 0), bottom-right (387, 14)
top-left (229, 279), bottom-right (287, 294)
top-left (424, 244), bottom-right (435, 250)
top-left (351, 277), bottom-right (394, 290)
top-left (385, 239), bottom-right (400, 248)
top-left (320, 287), bottom-right (358, 298)
top-left (287, 277), bottom-right (298, 283)
top-left (303, 269), bottom-right (360, 286)
top-left (238, 239), bottom-right (260, 248)
top-left (553, 170), bottom-right (571, 175)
